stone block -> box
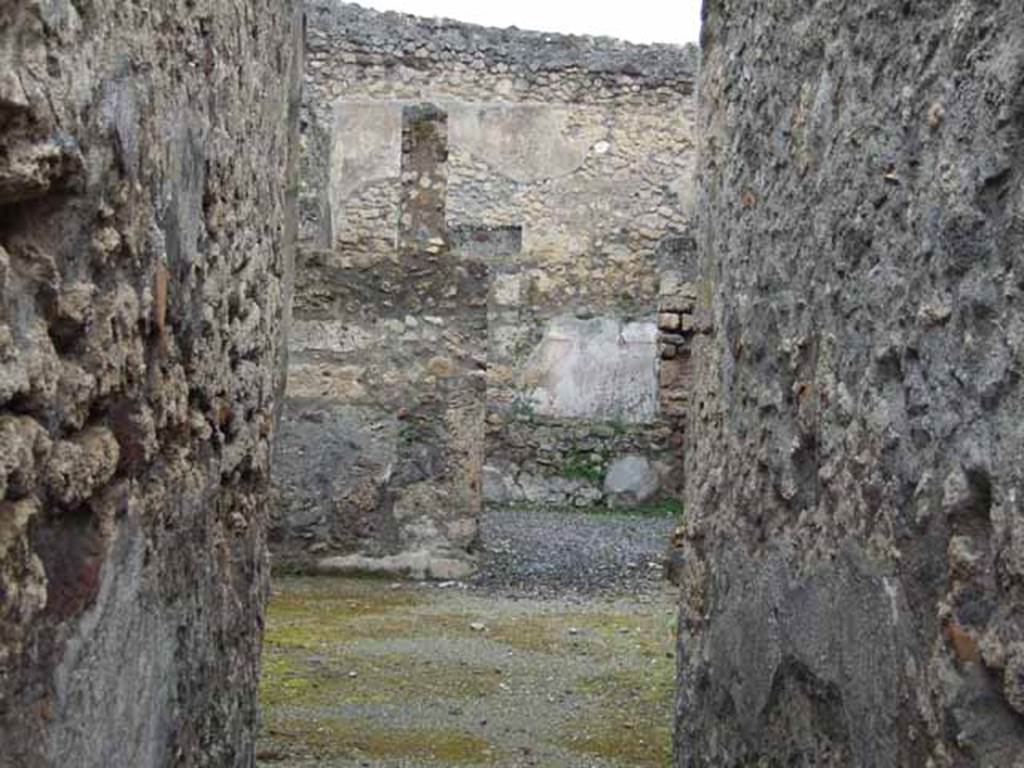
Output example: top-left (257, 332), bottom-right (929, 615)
top-left (603, 454), bottom-right (660, 506)
top-left (658, 311), bottom-right (681, 331)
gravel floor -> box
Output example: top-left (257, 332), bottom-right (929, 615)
top-left (470, 507), bottom-right (677, 598)
top-left (258, 578), bottom-right (678, 768)
top-left (257, 508), bottom-right (680, 768)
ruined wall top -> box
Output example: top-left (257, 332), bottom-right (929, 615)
top-left (306, 1), bottom-right (699, 104)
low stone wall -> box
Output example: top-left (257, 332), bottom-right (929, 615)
top-left (485, 416), bottom-right (683, 511)
top-left (0, 1), bottom-right (301, 765)
top-left (272, 1), bottom-right (697, 575)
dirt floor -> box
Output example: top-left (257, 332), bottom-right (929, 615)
top-left (256, 510), bottom-right (678, 768)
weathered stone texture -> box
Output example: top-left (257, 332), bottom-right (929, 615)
top-left (275, 2), bottom-right (697, 571)
top-left (0, 2), bottom-right (301, 765)
top-left (305, 1), bottom-right (698, 107)
top-left (275, 84), bottom-right (487, 577)
top-left (657, 235), bottom-right (700, 419)
top-left (678, 1), bottom-right (1024, 766)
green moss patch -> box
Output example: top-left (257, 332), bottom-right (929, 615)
top-left (262, 717), bottom-right (499, 765)
top-left (564, 720), bottom-right (672, 767)
top-left (259, 576), bottom-right (678, 767)
top-left (267, 577), bottom-right (423, 620)
top-left (486, 607), bottom-right (676, 660)
top-left (261, 646), bottom-right (502, 708)
top-left (559, 451), bottom-right (606, 482)
top-left (562, 665), bottom-right (675, 766)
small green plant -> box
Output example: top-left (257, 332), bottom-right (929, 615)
top-left (628, 497), bottom-right (685, 519)
top-left (508, 334), bottom-right (536, 365)
top-left (398, 419), bottom-right (437, 446)
top-left (508, 393), bottom-right (537, 421)
top-left (608, 417), bottom-right (630, 436)
top-left (560, 452), bottom-right (605, 483)
top-left (397, 423), bottom-right (421, 443)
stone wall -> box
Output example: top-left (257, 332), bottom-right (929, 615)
top-left (272, 1), bottom-right (698, 574)
top-left (677, 1), bottom-right (1024, 765)
top-left (0, 2), bottom-right (301, 765)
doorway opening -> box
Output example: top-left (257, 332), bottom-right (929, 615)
top-left (261, 4), bottom-right (699, 765)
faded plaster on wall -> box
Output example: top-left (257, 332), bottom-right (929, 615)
top-left (448, 104), bottom-right (599, 183)
top-left (521, 317), bottom-right (659, 423)
top-left (328, 101), bottom-right (401, 249)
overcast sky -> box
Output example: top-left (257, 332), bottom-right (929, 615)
top-left (352, 0), bottom-right (703, 45)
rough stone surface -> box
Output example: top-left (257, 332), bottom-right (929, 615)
top-left (274, 88), bottom-right (487, 577)
top-left (604, 455), bottom-right (660, 507)
top-left (0, 2), bottom-right (301, 765)
top-left (678, 2), bottom-right (1024, 766)
top-left (481, 419), bottom-right (683, 510)
top-left (657, 235), bottom-right (699, 419)
top-left (306, 1), bottom-right (699, 105)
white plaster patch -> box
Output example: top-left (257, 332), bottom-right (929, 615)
top-left (520, 315), bottom-right (659, 423)
top-left (328, 100), bottom-right (402, 207)
top-left (448, 103), bottom-right (600, 182)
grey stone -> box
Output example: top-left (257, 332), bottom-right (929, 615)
top-left (603, 455), bottom-right (659, 506)
top-left (271, 402), bottom-right (401, 564)
top-left (482, 462), bottom-right (519, 504)
top-left (517, 473), bottom-right (591, 506)
top-left (307, 1), bottom-right (699, 91)
top-left (315, 550), bottom-right (474, 581)
top-left (679, 1), bottom-right (1024, 765)
top-left (0, 1), bottom-right (303, 764)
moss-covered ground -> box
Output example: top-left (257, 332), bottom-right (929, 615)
top-left (257, 577), bottom-right (676, 767)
